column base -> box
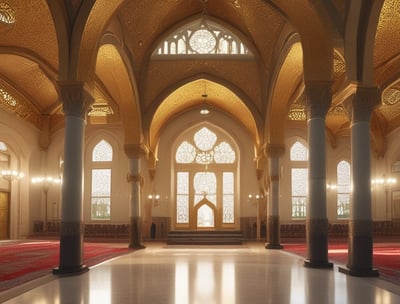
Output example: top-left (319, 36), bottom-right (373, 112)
top-left (265, 243), bottom-right (283, 249)
top-left (129, 244), bottom-right (146, 250)
top-left (53, 264), bottom-right (89, 276)
top-left (338, 266), bottom-right (379, 277)
top-left (304, 259), bottom-right (333, 269)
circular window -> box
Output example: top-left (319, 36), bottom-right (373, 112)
top-left (189, 29), bottom-right (216, 54)
top-left (0, 2), bottom-right (15, 25)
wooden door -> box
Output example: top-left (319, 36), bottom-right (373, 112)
top-left (0, 191), bottom-right (10, 239)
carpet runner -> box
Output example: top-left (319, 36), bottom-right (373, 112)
top-left (0, 241), bottom-right (131, 292)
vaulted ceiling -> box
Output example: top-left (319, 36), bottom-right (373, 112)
top-left (0, 0), bottom-right (400, 157)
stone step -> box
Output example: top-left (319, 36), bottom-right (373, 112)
top-left (167, 230), bottom-right (244, 245)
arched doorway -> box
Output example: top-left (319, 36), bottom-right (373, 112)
top-left (194, 198), bottom-right (216, 229)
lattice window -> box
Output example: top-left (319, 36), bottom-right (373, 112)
top-left (337, 160), bottom-right (351, 219)
top-left (153, 19), bottom-right (252, 57)
top-left (290, 141), bottom-right (308, 161)
top-left (175, 141), bottom-right (196, 163)
top-left (176, 172), bottom-right (189, 223)
top-left (223, 172), bottom-right (234, 223)
top-left (92, 140), bottom-right (113, 162)
top-left (90, 139), bottom-right (113, 220)
top-left (175, 126), bottom-right (236, 226)
top-left (290, 140), bottom-right (308, 218)
top-left (194, 172), bottom-right (216, 205)
top-left (91, 169), bottom-right (111, 220)
top-left (291, 168), bottom-right (308, 218)
top-left (214, 142), bottom-right (236, 164)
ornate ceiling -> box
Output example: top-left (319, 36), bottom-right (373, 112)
top-left (0, 0), bottom-right (400, 157)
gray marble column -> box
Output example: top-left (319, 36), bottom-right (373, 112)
top-left (125, 144), bottom-right (146, 249)
top-left (53, 81), bottom-right (93, 275)
top-left (265, 144), bottom-right (284, 249)
top-left (339, 86), bottom-right (379, 277)
top-left (304, 81), bottom-right (333, 269)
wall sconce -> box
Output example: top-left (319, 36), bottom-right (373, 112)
top-left (31, 176), bottom-right (61, 233)
top-left (371, 176), bottom-right (397, 190)
top-left (371, 175), bottom-right (397, 221)
top-left (248, 194), bottom-right (263, 206)
top-left (148, 193), bottom-right (161, 207)
top-left (1, 169), bottom-right (24, 182)
top-left (326, 183), bottom-right (337, 191)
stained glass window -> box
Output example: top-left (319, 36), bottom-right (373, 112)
top-left (337, 160), bottom-right (351, 218)
top-left (291, 168), bottom-right (308, 218)
top-left (153, 19), bottom-right (252, 57)
top-left (290, 141), bottom-right (308, 161)
top-left (92, 140), bottom-right (113, 162)
top-left (177, 172), bottom-right (189, 223)
top-left (91, 169), bottom-right (111, 219)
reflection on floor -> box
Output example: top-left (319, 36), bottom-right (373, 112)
top-left (2, 242), bottom-right (400, 304)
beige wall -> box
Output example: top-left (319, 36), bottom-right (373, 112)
top-left (2, 107), bottom-right (400, 239)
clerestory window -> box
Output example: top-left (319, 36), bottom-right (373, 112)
top-left (153, 18), bottom-right (252, 58)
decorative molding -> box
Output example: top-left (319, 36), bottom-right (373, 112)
top-left (304, 81), bottom-right (333, 118)
top-left (58, 81), bottom-right (94, 118)
top-left (127, 173), bottom-right (144, 188)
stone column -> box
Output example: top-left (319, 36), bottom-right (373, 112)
top-left (265, 144), bottom-right (284, 249)
top-left (125, 144), bottom-right (146, 249)
top-left (53, 81), bottom-right (92, 275)
top-left (339, 86), bottom-right (379, 277)
top-left (304, 81), bottom-right (333, 269)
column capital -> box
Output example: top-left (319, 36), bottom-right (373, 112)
top-left (126, 173), bottom-right (144, 186)
top-left (266, 144), bottom-right (285, 157)
top-left (304, 81), bottom-right (333, 119)
top-left (349, 86), bottom-right (380, 123)
top-left (124, 143), bottom-right (148, 159)
top-left (58, 81), bottom-right (94, 118)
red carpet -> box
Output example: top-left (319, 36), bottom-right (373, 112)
top-left (284, 239), bottom-right (400, 284)
top-left (0, 241), bottom-right (131, 291)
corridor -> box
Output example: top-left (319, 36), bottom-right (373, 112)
top-left (2, 242), bottom-right (400, 304)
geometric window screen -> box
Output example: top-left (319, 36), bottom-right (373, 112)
top-left (92, 139), bottom-right (113, 162)
top-left (337, 160), bottom-right (350, 219)
top-left (290, 141), bottom-right (308, 218)
top-left (91, 140), bottom-right (113, 220)
top-left (175, 126), bottom-right (236, 226)
top-left (91, 169), bottom-right (111, 220)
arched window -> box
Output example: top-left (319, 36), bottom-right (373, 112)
top-left (153, 18), bottom-right (252, 58)
top-left (175, 126), bottom-right (237, 228)
top-left (337, 160), bottom-right (351, 219)
top-left (290, 141), bottom-right (308, 218)
top-left (91, 140), bottom-right (113, 220)
top-left (0, 141), bottom-right (7, 152)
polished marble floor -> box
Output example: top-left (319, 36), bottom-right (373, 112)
top-left (2, 242), bottom-right (400, 304)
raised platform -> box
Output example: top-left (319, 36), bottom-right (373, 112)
top-left (167, 230), bottom-right (244, 245)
